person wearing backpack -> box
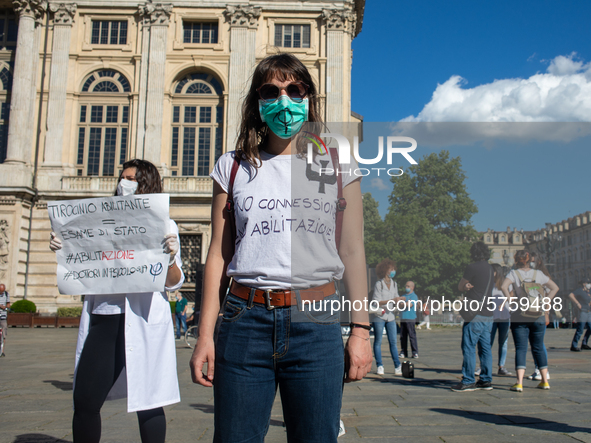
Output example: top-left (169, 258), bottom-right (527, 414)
top-left (371, 259), bottom-right (405, 375)
top-left (501, 250), bottom-right (559, 392)
top-left (568, 277), bottom-right (591, 351)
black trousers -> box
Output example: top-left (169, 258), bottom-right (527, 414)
top-left (400, 321), bottom-right (418, 356)
top-left (73, 313), bottom-right (166, 443)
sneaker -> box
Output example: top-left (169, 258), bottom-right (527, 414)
top-left (377, 365), bottom-right (384, 375)
top-left (527, 369), bottom-right (540, 380)
top-left (394, 366), bottom-right (402, 376)
top-left (426, 327), bottom-right (431, 330)
top-left (412, 353), bottom-right (419, 359)
top-left (399, 353), bottom-right (405, 359)
top-left (510, 383), bottom-right (523, 392)
top-left (416, 325), bottom-right (422, 330)
top-left (475, 380), bottom-right (493, 390)
top-left (451, 382), bottom-right (476, 392)
top-left (498, 367), bottom-right (512, 376)
top-left (582, 344), bottom-right (591, 350)
top-left (474, 368), bottom-right (482, 376)
top-left (537, 382), bottom-right (550, 390)
top-left (0, 352), bottom-right (4, 357)
top-left (571, 346), bottom-right (581, 352)
top-left (338, 420), bottom-right (346, 438)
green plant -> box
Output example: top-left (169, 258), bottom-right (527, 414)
top-left (10, 299), bottom-right (37, 313)
top-left (57, 307), bottom-right (83, 317)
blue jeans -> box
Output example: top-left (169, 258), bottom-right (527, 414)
top-left (461, 315), bottom-right (493, 384)
top-left (372, 319), bottom-right (400, 368)
top-left (213, 292), bottom-right (344, 443)
top-left (175, 313), bottom-right (187, 338)
top-left (572, 311), bottom-right (591, 348)
top-left (490, 320), bottom-right (510, 368)
top-left (511, 317), bottom-right (547, 370)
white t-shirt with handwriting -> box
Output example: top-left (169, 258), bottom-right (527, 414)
top-left (211, 150), bottom-right (359, 289)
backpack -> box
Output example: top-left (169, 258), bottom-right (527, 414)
top-left (401, 360), bottom-right (414, 378)
top-left (514, 270), bottom-right (545, 318)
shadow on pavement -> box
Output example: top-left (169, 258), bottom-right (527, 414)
top-left (371, 376), bottom-right (455, 390)
top-left (43, 380), bottom-right (73, 391)
top-left (431, 408), bottom-right (591, 433)
top-left (13, 434), bottom-right (71, 443)
top-left (190, 403), bottom-right (214, 413)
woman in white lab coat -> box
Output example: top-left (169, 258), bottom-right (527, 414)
top-left (50, 159), bottom-right (184, 443)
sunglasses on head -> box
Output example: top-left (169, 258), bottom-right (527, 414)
top-left (256, 81), bottom-right (309, 103)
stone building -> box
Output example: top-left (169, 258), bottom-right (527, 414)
top-left (481, 210), bottom-right (591, 297)
top-left (0, 0), bottom-right (365, 312)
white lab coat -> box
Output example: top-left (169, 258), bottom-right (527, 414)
top-left (74, 221), bottom-right (184, 413)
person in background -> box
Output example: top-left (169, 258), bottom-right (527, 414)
top-left (399, 281), bottom-right (419, 359)
top-left (501, 250), bottom-right (558, 392)
top-left (489, 263), bottom-right (512, 376)
top-left (0, 283), bottom-right (10, 357)
top-left (568, 277), bottom-right (591, 351)
top-left (417, 299), bottom-right (431, 330)
top-left (453, 241), bottom-right (494, 392)
top-left (174, 292), bottom-right (188, 340)
top-left (50, 159), bottom-right (184, 443)
top-left (371, 259), bottom-right (405, 376)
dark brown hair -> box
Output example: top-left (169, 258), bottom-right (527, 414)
top-left (235, 53), bottom-right (322, 168)
top-left (376, 259), bottom-right (397, 280)
top-left (491, 263), bottom-right (504, 290)
top-left (513, 250), bottom-right (531, 268)
top-left (116, 159), bottom-right (162, 195)
top-left (529, 251), bottom-right (551, 278)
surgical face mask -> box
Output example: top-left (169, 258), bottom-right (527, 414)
top-left (389, 271), bottom-right (396, 278)
top-left (117, 179), bottom-right (138, 196)
top-left (586, 283), bottom-right (591, 290)
top-left (405, 287), bottom-right (411, 293)
top-left (259, 96), bottom-right (308, 139)
top-left (530, 262), bottom-right (535, 269)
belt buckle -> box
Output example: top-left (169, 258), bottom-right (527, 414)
top-left (264, 290), bottom-right (275, 311)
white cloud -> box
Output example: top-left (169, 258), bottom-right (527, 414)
top-left (370, 178), bottom-right (389, 191)
top-left (402, 53), bottom-right (591, 123)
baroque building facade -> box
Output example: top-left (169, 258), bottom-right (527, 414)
top-left (0, 0), bottom-right (365, 312)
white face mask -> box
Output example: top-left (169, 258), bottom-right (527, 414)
top-left (585, 283), bottom-right (591, 290)
top-left (116, 179), bottom-right (138, 196)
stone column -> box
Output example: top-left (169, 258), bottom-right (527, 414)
top-left (224, 5), bottom-right (260, 151)
top-left (138, 2), bottom-right (172, 164)
top-left (4, 0), bottom-right (47, 165)
top-left (134, 9), bottom-right (151, 157)
top-left (43, 3), bottom-right (76, 167)
top-left (322, 8), bottom-right (356, 123)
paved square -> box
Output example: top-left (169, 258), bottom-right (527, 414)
top-left (0, 326), bottom-right (590, 442)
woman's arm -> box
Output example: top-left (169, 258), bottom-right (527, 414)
top-left (189, 182), bottom-right (234, 387)
top-left (501, 277), bottom-right (513, 301)
top-left (568, 292), bottom-right (581, 310)
top-left (339, 181), bottom-right (372, 382)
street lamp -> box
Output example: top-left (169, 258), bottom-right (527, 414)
top-left (537, 231), bottom-right (562, 266)
top-left (502, 250), bottom-right (510, 266)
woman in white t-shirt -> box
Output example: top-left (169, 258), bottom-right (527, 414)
top-left (189, 53), bottom-right (372, 442)
top-left (501, 250), bottom-right (558, 392)
top-left (50, 159), bottom-right (184, 443)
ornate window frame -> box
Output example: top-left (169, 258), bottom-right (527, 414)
top-left (172, 13), bottom-right (223, 51)
top-left (266, 18), bottom-right (317, 55)
top-left (81, 14), bottom-right (133, 52)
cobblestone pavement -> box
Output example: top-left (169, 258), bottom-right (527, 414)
top-left (0, 326), bottom-right (590, 443)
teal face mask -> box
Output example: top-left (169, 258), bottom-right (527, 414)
top-left (389, 271), bottom-right (396, 278)
top-left (259, 96), bottom-right (308, 139)
top-left (405, 287), bottom-right (411, 293)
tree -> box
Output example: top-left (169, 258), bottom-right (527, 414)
top-left (384, 150), bottom-right (478, 300)
top-left (362, 192), bottom-right (387, 268)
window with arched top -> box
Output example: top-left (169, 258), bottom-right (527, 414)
top-left (171, 72), bottom-right (224, 176)
top-left (77, 70), bottom-right (131, 176)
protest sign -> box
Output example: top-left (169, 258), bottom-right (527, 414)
top-left (48, 194), bottom-right (170, 295)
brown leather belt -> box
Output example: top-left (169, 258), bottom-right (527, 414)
top-left (229, 280), bottom-right (336, 310)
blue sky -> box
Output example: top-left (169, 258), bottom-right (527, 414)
top-left (352, 0), bottom-right (591, 231)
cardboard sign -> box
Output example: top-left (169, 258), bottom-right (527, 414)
top-left (48, 194), bottom-right (170, 295)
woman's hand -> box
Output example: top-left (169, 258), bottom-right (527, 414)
top-left (344, 332), bottom-right (373, 382)
top-left (49, 232), bottom-right (62, 252)
top-left (163, 233), bottom-right (179, 264)
top-left (189, 337), bottom-right (215, 387)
